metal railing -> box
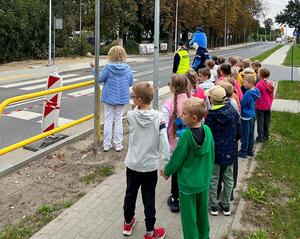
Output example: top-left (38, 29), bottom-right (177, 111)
top-left (0, 80), bottom-right (95, 155)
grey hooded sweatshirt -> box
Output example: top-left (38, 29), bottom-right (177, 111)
top-left (125, 107), bottom-right (170, 172)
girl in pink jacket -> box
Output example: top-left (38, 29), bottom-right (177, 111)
top-left (162, 74), bottom-right (190, 213)
top-left (255, 68), bottom-right (274, 143)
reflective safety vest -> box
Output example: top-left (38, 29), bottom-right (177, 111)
top-left (176, 49), bottom-right (190, 74)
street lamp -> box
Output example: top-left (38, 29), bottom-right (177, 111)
top-left (153, 0), bottom-right (160, 108)
top-left (48, 0), bottom-right (52, 66)
top-left (174, 0), bottom-right (179, 52)
top-left (79, 0), bottom-right (82, 38)
top-left (224, 0), bottom-right (227, 47)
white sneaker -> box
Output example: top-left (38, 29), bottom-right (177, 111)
top-left (103, 145), bottom-right (112, 152)
top-left (115, 145), bottom-right (123, 152)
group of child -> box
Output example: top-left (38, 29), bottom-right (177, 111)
top-left (93, 46), bottom-right (274, 239)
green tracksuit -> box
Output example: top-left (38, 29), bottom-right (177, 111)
top-left (164, 125), bottom-right (214, 239)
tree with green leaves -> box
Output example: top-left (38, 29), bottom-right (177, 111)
top-left (276, 0), bottom-right (300, 42)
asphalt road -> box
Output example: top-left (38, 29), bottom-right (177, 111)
top-left (0, 42), bottom-right (278, 149)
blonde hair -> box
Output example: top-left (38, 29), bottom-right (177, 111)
top-left (217, 81), bottom-right (233, 98)
top-left (108, 46), bottom-right (127, 62)
top-left (242, 59), bottom-right (251, 69)
top-left (244, 74), bottom-right (256, 85)
top-left (183, 98), bottom-right (207, 121)
top-left (252, 60), bottom-right (261, 68)
top-left (132, 82), bottom-right (154, 104)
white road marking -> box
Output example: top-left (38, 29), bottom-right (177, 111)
top-left (0, 73), bottom-right (79, 88)
top-left (20, 75), bottom-right (94, 91)
top-left (5, 111), bottom-right (41, 120)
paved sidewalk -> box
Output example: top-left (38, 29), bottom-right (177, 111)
top-left (262, 44), bottom-right (291, 66)
top-left (272, 99), bottom-right (300, 113)
top-left (30, 155), bottom-right (253, 239)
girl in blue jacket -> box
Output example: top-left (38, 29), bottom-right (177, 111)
top-left (92, 46), bottom-right (133, 152)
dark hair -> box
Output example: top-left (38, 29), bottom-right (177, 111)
top-left (185, 69), bottom-right (198, 91)
top-left (220, 64), bottom-right (231, 76)
top-left (217, 56), bottom-right (225, 65)
top-left (197, 67), bottom-right (211, 78)
top-left (259, 68), bottom-right (270, 78)
top-left (170, 74), bottom-right (191, 137)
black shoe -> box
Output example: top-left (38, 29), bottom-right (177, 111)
top-left (218, 202), bottom-right (231, 216)
top-left (238, 151), bottom-right (247, 159)
top-left (167, 196), bottom-right (180, 213)
top-left (256, 137), bottom-right (264, 143)
top-left (209, 206), bottom-right (218, 216)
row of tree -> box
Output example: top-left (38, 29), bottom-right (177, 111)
top-left (0, 0), bottom-right (298, 63)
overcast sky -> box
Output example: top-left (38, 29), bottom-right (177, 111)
top-left (263, 0), bottom-right (294, 35)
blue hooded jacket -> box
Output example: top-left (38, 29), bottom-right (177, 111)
top-left (205, 102), bottom-right (241, 165)
top-left (189, 26), bottom-right (207, 49)
top-left (241, 88), bottom-right (260, 119)
top-left (96, 63), bottom-right (133, 105)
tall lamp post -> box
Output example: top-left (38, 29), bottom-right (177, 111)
top-left (174, 0), bottom-right (179, 52)
top-left (94, 0), bottom-right (100, 152)
top-left (153, 0), bottom-right (160, 109)
top-left (79, 0), bottom-right (82, 38)
top-left (224, 0), bottom-right (227, 47)
top-left (48, 0), bottom-right (52, 66)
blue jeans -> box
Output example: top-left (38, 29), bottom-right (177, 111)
top-left (241, 117), bottom-right (255, 155)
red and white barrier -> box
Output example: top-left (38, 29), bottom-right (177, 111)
top-left (41, 74), bottom-right (63, 133)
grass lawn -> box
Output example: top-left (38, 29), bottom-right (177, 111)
top-left (234, 112), bottom-right (300, 239)
top-left (276, 81), bottom-right (300, 100)
top-left (283, 44), bottom-right (300, 66)
top-left (250, 44), bottom-right (284, 62)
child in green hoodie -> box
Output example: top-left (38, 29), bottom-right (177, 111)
top-left (161, 98), bottom-right (214, 239)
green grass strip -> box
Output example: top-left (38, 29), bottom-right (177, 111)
top-left (276, 81), bottom-right (300, 100)
top-left (250, 44), bottom-right (284, 62)
top-left (239, 112), bottom-right (300, 239)
top-left (283, 44), bottom-right (300, 66)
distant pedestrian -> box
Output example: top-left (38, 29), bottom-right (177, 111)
top-left (162, 74), bottom-right (191, 213)
top-left (205, 86), bottom-right (241, 216)
top-left (161, 97), bottom-right (214, 239)
top-left (255, 68), bottom-right (274, 143)
top-left (122, 82), bottom-right (170, 239)
top-left (92, 46), bottom-right (133, 152)
top-left (239, 74), bottom-right (260, 158)
top-left (173, 41), bottom-right (190, 74)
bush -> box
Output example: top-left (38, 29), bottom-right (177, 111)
top-left (124, 39), bottom-right (139, 54)
top-left (56, 37), bottom-right (93, 57)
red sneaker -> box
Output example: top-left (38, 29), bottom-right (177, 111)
top-left (123, 217), bottom-right (136, 236)
top-left (144, 228), bottom-right (166, 239)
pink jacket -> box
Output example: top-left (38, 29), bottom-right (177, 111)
top-left (192, 87), bottom-right (206, 99)
top-left (255, 79), bottom-right (274, 110)
top-left (163, 93), bottom-right (188, 151)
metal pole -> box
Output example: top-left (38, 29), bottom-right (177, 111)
top-left (80, 0), bottom-right (82, 38)
top-left (224, 0), bottom-right (227, 46)
top-left (174, 0), bottom-right (178, 53)
top-left (53, 16), bottom-right (56, 65)
top-left (94, 0), bottom-right (100, 152)
top-left (291, 45), bottom-right (294, 81)
top-left (153, 0), bottom-right (160, 109)
top-left (48, 0), bottom-right (52, 66)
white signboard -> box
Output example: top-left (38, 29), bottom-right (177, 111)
top-left (55, 18), bottom-right (63, 30)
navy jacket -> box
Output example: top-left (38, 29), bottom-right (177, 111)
top-left (205, 102), bottom-right (241, 165)
top-left (192, 47), bottom-right (210, 71)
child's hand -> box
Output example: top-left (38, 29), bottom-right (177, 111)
top-left (90, 62), bottom-right (95, 68)
top-left (160, 169), bottom-right (169, 180)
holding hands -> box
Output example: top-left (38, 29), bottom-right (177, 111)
top-left (160, 169), bottom-right (169, 180)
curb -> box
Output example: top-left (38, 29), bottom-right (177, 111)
top-left (0, 126), bottom-right (93, 177)
top-left (227, 143), bottom-right (261, 238)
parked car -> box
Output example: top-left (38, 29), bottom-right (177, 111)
top-left (276, 37), bottom-right (282, 43)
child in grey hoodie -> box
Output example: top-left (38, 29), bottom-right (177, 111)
top-left (123, 82), bottom-right (170, 239)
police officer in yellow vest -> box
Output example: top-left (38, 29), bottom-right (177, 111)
top-left (173, 40), bottom-right (190, 74)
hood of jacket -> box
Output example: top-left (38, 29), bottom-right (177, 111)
top-left (207, 103), bottom-right (235, 127)
top-left (187, 125), bottom-right (212, 156)
top-left (248, 88), bottom-right (260, 101)
top-left (132, 107), bottom-right (159, 128)
top-left (106, 63), bottom-right (131, 76)
top-left (263, 79), bottom-right (274, 93)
